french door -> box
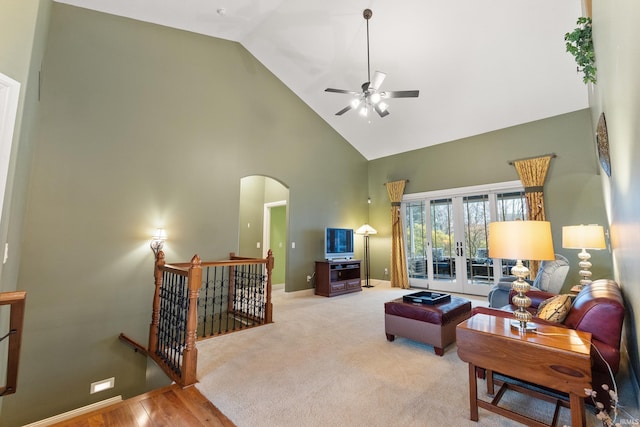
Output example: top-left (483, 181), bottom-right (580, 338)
top-left (403, 181), bottom-right (526, 296)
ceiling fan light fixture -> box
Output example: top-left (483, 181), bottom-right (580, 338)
top-left (324, 8), bottom-right (419, 118)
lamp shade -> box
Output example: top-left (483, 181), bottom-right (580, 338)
top-left (562, 225), bottom-right (606, 250)
top-left (152, 228), bottom-right (167, 241)
top-left (355, 224), bottom-right (377, 235)
top-left (488, 221), bottom-right (555, 261)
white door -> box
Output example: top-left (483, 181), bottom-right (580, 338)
top-left (403, 182), bottom-right (527, 296)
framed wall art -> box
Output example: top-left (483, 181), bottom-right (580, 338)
top-left (596, 112), bottom-right (611, 177)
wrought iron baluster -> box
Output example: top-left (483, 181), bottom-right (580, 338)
top-left (218, 266), bottom-right (226, 335)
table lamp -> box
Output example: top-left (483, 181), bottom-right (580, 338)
top-left (355, 224), bottom-right (377, 288)
top-left (562, 224), bottom-right (606, 288)
top-left (488, 220), bottom-right (555, 331)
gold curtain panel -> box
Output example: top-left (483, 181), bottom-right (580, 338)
top-left (512, 155), bottom-right (553, 277)
top-left (386, 180), bottom-right (410, 289)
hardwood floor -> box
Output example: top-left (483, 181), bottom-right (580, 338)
top-left (50, 384), bottom-right (235, 427)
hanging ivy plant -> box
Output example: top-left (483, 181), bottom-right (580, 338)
top-left (564, 17), bottom-right (596, 84)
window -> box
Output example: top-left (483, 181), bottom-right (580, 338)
top-left (402, 181), bottom-right (526, 296)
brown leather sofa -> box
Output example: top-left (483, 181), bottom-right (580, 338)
top-left (472, 279), bottom-right (625, 407)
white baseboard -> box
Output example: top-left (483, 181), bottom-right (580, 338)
top-left (23, 395), bottom-right (122, 426)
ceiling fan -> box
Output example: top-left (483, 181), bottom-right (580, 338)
top-left (325, 9), bottom-right (419, 118)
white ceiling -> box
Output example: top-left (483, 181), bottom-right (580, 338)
top-left (55, 0), bottom-right (589, 160)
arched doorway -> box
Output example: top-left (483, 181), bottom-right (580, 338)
top-left (239, 175), bottom-right (289, 289)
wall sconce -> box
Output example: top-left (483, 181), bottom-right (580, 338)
top-left (150, 228), bottom-right (167, 256)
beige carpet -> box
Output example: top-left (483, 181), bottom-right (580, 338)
top-left (195, 282), bottom-right (608, 427)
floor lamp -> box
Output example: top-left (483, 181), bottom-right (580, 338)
top-left (356, 224), bottom-right (377, 288)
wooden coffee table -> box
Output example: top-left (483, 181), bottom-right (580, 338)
top-left (456, 314), bottom-right (592, 427)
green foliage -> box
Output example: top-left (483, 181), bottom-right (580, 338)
top-left (564, 17), bottom-right (597, 84)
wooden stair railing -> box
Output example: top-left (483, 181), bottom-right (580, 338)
top-left (229, 252), bottom-right (274, 327)
top-left (146, 251), bottom-right (273, 388)
top-left (148, 252), bottom-right (200, 387)
top-left (0, 291), bottom-right (26, 396)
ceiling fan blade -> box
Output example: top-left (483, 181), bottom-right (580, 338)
top-left (374, 104), bottom-right (390, 117)
top-left (382, 90), bottom-right (420, 98)
top-left (335, 105), bottom-right (353, 116)
top-left (369, 71), bottom-right (386, 91)
top-left (325, 88), bottom-right (360, 95)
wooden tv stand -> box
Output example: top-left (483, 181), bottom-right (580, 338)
top-left (315, 260), bottom-right (362, 297)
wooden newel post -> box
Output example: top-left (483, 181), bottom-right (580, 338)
top-left (181, 254), bottom-right (201, 387)
top-left (149, 250), bottom-right (165, 355)
top-left (265, 249), bottom-right (274, 324)
top-left (0, 291), bottom-right (26, 396)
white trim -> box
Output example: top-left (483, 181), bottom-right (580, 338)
top-left (22, 396), bottom-right (123, 426)
top-left (403, 180), bottom-right (523, 201)
top-left (0, 72), bottom-right (20, 225)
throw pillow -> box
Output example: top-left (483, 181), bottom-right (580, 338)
top-left (536, 294), bottom-right (572, 323)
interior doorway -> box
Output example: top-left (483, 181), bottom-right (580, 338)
top-left (239, 176), bottom-right (289, 289)
top-left (263, 200), bottom-right (286, 285)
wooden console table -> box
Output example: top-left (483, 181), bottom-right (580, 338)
top-left (456, 314), bottom-right (592, 427)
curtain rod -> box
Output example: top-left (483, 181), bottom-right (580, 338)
top-left (383, 179), bottom-right (410, 186)
top-left (508, 153), bottom-right (557, 165)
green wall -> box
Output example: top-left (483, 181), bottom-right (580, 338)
top-left (238, 176), bottom-right (268, 258)
top-left (590, 0), bottom-right (640, 391)
top-left (0, 0), bottom-right (51, 423)
top-left (1, 4), bottom-right (367, 425)
top-left (367, 109), bottom-right (613, 291)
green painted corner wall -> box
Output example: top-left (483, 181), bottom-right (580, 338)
top-left (589, 0), bottom-right (640, 391)
top-left (367, 109), bottom-right (613, 291)
top-left (239, 176), bottom-right (268, 258)
top-left (1, 3), bottom-right (367, 425)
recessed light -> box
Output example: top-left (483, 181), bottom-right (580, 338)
top-left (90, 377), bottom-right (115, 394)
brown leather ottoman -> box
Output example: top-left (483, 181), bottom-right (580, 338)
top-left (384, 295), bottom-right (472, 356)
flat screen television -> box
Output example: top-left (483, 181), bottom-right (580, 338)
top-left (324, 227), bottom-right (354, 260)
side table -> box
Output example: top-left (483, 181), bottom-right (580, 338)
top-left (456, 314), bottom-right (592, 427)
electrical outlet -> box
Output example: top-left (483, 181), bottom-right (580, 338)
top-left (384, 268), bottom-right (389, 276)
top-left (306, 275), bottom-right (312, 283)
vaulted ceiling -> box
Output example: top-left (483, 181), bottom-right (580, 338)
top-left (55, 0), bottom-right (589, 160)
